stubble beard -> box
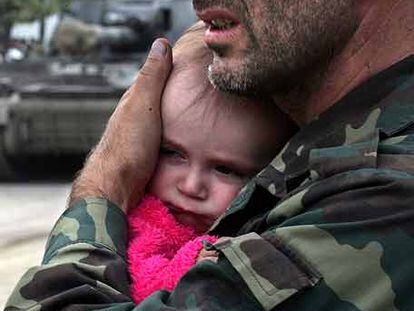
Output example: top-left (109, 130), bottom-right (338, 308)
top-left (206, 0), bottom-right (357, 98)
top-left (207, 54), bottom-right (262, 96)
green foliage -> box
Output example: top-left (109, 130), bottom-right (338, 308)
top-left (1, 0), bottom-right (67, 23)
top-left (0, 0), bottom-right (70, 41)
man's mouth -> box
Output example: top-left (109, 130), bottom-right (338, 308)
top-left (197, 8), bottom-right (240, 30)
top-left (208, 18), bottom-right (238, 31)
top-left (196, 9), bottom-right (242, 47)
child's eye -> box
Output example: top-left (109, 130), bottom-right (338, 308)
top-left (215, 165), bottom-right (243, 178)
top-left (215, 165), bottom-right (233, 175)
top-left (160, 146), bottom-right (184, 160)
top-left (160, 146), bottom-right (176, 156)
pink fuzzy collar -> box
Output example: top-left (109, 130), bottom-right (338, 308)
top-left (127, 195), bottom-right (217, 303)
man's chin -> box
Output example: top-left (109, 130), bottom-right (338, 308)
top-left (207, 59), bottom-right (259, 97)
top-left (208, 55), bottom-right (302, 97)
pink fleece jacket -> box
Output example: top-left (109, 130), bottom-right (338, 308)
top-left (127, 195), bottom-right (218, 304)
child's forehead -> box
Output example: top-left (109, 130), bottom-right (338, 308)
top-left (166, 90), bottom-right (260, 134)
top-left (163, 64), bottom-right (274, 122)
top-left (163, 66), bottom-right (220, 114)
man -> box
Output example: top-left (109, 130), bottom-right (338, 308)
top-left (6, 0), bottom-right (414, 310)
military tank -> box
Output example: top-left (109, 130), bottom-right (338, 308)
top-left (0, 0), bottom-right (197, 180)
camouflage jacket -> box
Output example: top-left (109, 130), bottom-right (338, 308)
top-left (6, 56), bottom-right (414, 311)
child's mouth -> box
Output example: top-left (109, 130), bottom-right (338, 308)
top-left (165, 202), bottom-right (209, 232)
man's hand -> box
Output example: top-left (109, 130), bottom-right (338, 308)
top-left (69, 39), bottom-right (172, 213)
top-left (197, 237), bottom-right (230, 264)
top-left (197, 248), bottom-right (220, 264)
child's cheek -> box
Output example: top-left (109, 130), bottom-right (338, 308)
top-left (213, 182), bottom-right (244, 216)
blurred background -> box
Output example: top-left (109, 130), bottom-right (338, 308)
top-left (0, 0), bottom-right (197, 307)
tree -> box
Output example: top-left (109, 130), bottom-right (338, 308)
top-left (0, 0), bottom-right (69, 45)
top-left (0, 0), bottom-right (24, 45)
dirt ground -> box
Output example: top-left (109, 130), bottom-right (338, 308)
top-left (0, 183), bottom-right (71, 309)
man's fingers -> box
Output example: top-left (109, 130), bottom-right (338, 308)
top-left (197, 249), bottom-right (220, 263)
top-left (70, 39), bottom-right (172, 211)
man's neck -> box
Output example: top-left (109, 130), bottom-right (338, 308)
top-left (275, 0), bottom-right (414, 126)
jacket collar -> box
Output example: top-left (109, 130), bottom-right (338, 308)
top-left (210, 55), bottom-right (414, 235)
top-left (256, 55), bottom-right (414, 197)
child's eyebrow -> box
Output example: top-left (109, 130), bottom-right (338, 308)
top-left (162, 137), bottom-right (261, 175)
top-left (161, 137), bottom-right (185, 152)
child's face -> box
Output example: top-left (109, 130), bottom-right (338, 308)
top-left (148, 66), bottom-right (280, 232)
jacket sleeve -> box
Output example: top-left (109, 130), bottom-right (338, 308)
top-left (4, 197), bottom-right (262, 311)
top-left (219, 167), bottom-right (414, 311)
top-left (6, 166), bottom-right (414, 310)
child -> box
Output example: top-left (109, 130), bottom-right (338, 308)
top-left (127, 22), bottom-right (297, 304)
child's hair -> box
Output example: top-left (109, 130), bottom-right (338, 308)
top-left (165, 21), bottom-right (298, 152)
top-left (168, 21), bottom-right (217, 118)
top-left (172, 21), bottom-right (212, 72)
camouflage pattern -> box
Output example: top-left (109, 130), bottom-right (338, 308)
top-left (5, 56), bottom-right (414, 311)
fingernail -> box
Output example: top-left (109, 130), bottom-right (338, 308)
top-left (150, 39), bottom-right (167, 58)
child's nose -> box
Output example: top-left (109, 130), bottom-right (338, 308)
top-left (177, 168), bottom-right (208, 200)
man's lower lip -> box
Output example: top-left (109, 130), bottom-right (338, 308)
top-left (204, 24), bottom-right (243, 47)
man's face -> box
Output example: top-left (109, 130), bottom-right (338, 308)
top-left (148, 67), bottom-right (280, 232)
top-left (193, 0), bottom-right (357, 96)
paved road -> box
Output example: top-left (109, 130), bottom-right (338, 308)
top-left (0, 182), bottom-right (71, 309)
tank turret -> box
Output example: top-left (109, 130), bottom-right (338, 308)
top-left (0, 0), bottom-right (197, 179)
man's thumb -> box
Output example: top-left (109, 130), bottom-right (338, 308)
top-left (133, 38), bottom-right (172, 95)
